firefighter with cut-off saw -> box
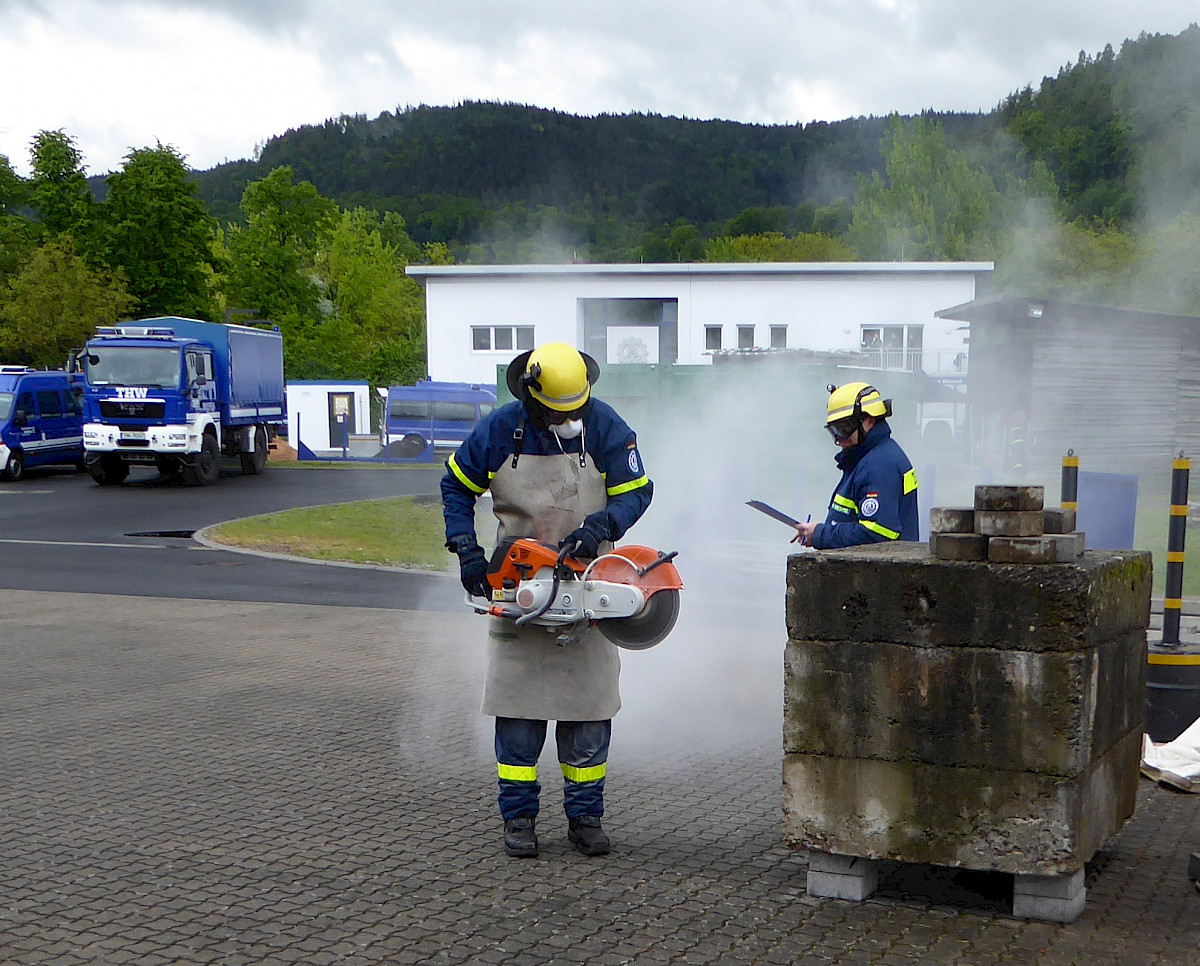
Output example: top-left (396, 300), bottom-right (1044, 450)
top-left (441, 342), bottom-right (652, 859)
top-left (791, 382), bottom-right (919, 549)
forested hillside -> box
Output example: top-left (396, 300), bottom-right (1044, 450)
top-left (192, 106), bottom-right (909, 260)
top-left (187, 25), bottom-right (1200, 268)
top-left (5, 24), bottom-right (1200, 386)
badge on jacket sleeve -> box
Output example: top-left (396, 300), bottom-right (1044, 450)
top-left (861, 495), bottom-right (880, 517)
top-left (628, 449), bottom-right (640, 474)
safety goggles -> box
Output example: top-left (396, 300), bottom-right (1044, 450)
top-left (543, 404), bottom-right (586, 425)
top-left (826, 418), bottom-right (860, 442)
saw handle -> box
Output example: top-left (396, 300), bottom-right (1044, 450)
top-left (637, 550), bottom-right (679, 578)
top-left (513, 542), bottom-right (572, 628)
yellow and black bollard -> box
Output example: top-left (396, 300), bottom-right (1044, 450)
top-left (1146, 453), bottom-right (1200, 742)
top-left (1060, 450), bottom-right (1078, 511)
top-left (1162, 454), bottom-right (1190, 646)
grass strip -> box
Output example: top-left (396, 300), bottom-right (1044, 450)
top-left (208, 496), bottom-right (455, 570)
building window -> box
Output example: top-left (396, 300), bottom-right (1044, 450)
top-left (737, 325), bottom-right (755, 350)
top-left (705, 325), bottom-right (722, 351)
top-left (769, 325), bottom-right (787, 349)
top-left (861, 324), bottom-right (923, 371)
top-left (472, 326), bottom-right (535, 352)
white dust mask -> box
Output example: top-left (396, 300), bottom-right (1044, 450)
top-left (551, 418), bottom-right (584, 439)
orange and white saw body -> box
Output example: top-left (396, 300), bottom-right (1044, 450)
top-left (468, 538), bottom-right (684, 650)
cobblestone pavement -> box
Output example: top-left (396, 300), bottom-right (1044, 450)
top-left (1, 589), bottom-right (1198, 966)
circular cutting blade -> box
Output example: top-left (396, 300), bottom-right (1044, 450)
top-left (598, 589), bottom-right (681, 650)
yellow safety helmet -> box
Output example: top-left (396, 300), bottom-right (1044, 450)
top-left (825, 382), bottom-right (892, 424)
top-left (506, 342), bottom-right (600, 412)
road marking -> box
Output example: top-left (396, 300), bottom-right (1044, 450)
top-left (0, 538), bottom-right (171, 550)
top-left (0, 489), bottom-right (53, 495)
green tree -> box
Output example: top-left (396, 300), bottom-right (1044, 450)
top-left (0, 237), bottom-right (135, 367)
top-left (638, 219), bottom-right (705, 262)
top-left (994, 209), bottom-right (1135, 301)
top-left (0, 155), bottom-right (37, 285)
top-left (847, 116), bottom-right (1001, 260)
top-left (704, 231), bottom-right (855, 262)
top-left (28, 130), bottom-right (94, 240)
top-left (223, 165), bottom-right (337, 323)
top-left (309, 207), bottom-right (426, 384)
top-left (102, 144), bottom-right (219, 317)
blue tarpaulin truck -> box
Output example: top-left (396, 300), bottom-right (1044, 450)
top-left (79, 317), bottom-right (285, 486)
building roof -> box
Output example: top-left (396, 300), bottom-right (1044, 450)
top-left (937, 293), bottom-right (1200, 326)
top-left (406, 261), bottom-right (995, 282)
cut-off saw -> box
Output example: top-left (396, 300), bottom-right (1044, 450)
top-left (467, 537), bottom-right (683, 649)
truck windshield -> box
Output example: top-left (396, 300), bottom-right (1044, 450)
top-left (86, 347), bottom-right (180, 388)
top-left (0, 392), bottom-right (11, 421)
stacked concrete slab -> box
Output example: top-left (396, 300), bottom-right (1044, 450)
top-left (929, 485), bottom-right (1085, 564)
top-left (783, 506), bottom-right (1151, 922)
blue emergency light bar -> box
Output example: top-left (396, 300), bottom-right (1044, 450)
top-left (95, 326), bottom-right (178, 337)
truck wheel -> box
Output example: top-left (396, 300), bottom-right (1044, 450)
top-left (3, 450), bottom-right (25, 482)
top-left (239, 426), bottom-right (268, 475)
top-left (89, 455), bottom-right (129, 486)
top-left (183, 433), bottom-right (221, 486)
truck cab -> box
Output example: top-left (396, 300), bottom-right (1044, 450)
top-left (0, 367), bottom-right (85, 481)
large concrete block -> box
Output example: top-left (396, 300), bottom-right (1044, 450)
top-left (786, 544), bottom-right (1152, 651)
top-left (783, 631), bottom-right (1145, 773)
top-left (782, 727), bottom-right (1141, 875)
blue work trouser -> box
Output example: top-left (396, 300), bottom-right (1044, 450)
top-left (494, 717), bottom-right (611, 821)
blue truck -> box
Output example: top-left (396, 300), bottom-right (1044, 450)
top-left (78, 317), bottom-right (285, 486)
top-left (0, 367), bottom-right (85, 481)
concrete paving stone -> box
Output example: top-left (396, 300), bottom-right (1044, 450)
top-left (1, 590), bottom-right (1197, 966)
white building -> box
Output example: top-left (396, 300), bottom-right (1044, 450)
top-left (405, 261), bottom-right (993, 386)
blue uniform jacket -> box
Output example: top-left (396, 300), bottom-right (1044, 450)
top-left (441, 399), bottom-right (653, 547)
top-left (812, 421), bottom-right (919, 549)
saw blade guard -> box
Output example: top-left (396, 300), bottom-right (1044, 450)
top-left (583, 546), bottom-right (684, 650)
top-left (581, 545), bottom-right (683, 592)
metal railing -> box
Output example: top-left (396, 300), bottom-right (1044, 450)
top-left (860, 348), bottom-right (967, 376)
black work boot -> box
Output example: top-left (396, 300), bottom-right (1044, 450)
top-left (568, 815), bottom-right (610, 856)
top-left (503, 814), bottom-right (538, 857)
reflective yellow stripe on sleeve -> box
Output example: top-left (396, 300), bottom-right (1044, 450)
top-left (903, 468), bottom-right (918, 495)
top-left (498, 763), bottom-right (538, 782)
top-left (832, 493), bottom-right (857, 512)
top-left (607, 475), bottom-right (649, 497)
top-left (861, 520), bottom-right (901, 540)
top-left (561, 762), bottom-right (607, 783)
top-left (448, 454), bottom-right (487, 494)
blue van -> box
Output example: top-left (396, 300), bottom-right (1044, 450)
top-left (0, 368), bottom-right (86, 481)
top-left (382, 381), bottom-right (497, 457)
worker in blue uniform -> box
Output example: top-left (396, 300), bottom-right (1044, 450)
top-left (792, 382), bottom-right (919, 549)
top-left (441, 342), bottom-right (652, 859)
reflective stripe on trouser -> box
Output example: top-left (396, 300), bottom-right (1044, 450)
top-left (494, 717), bottom-right (611, 820)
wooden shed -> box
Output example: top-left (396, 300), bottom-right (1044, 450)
top-left (937, 295), bottom-right (1200, 482)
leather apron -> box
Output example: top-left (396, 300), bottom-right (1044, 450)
top-left (481, 451), bottom-right (621, 720)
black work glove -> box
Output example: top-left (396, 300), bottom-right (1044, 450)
top-left (559, 516), bottom-right (609, 560)
top-left (449, 538), bottom-right (491, 598)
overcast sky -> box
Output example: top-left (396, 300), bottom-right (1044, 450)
top-left (2, 0), bottom-right (1197, 178)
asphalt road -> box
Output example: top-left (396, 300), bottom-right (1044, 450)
top-left (0, 461), bottom-right (464, 611)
